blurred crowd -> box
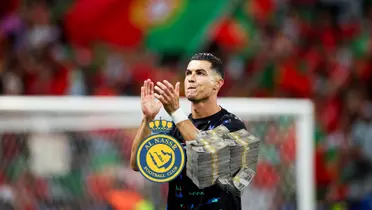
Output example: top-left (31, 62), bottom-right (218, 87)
top-left (1, 0), bottom-right (372, 209)
top-left (0, 130), bottom-right (160, 210)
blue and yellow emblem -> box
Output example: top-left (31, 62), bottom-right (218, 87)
top-left (137, 119), bottom-right (185, 183)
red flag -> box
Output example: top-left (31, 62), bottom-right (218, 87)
top-left (65, 0), bottom-right (143, 49)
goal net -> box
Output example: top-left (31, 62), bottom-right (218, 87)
top-left (0, 96), bottom-right (314, 210)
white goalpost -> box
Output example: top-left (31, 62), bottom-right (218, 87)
top-left (0, 96), bottom-right (314, 210)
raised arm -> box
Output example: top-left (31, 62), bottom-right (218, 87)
top-left (172, 119), bottom-right (199, 141)
top-left (130, 79), bottom-right (162, 171)
top-left (130, 117), bottom-right (152, 171)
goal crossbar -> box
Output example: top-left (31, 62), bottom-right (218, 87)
top-left (0, 96), bottom-right (312, 115)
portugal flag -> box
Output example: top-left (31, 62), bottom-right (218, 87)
top-left (131, 0), bottom-right (230, 55)
top-left (65, 0), bottom-right (238, 55)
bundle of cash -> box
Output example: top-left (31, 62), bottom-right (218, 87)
top-left (216, 167), bottom-right (256, 196)
top-left (186, 125), bottom-right (260, 192)
top-left (186, 140), bottom-right (230, 189)
top-left (224, 129), bottom-right (260, 176)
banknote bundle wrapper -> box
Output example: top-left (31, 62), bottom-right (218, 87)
top-left (186, 125), bottom-right (260, 195)
top-left (186, 134), bottom-right (230, 189)
top-left (224, 128), bottom-right (260, 176)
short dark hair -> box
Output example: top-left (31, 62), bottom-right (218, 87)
top-left (190, 53), bottom-right (224, 78)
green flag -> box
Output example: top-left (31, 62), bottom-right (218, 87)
top-left (350, 32), bottom-right (370, 58)
top-left (212, 1), bottom-right (260, 57)
top-left (143, 0), bottom-right (231, 56)
top-left (231, 2), bottom-right (259, 57)
top-left (258, 62), bottom-right (276, 90)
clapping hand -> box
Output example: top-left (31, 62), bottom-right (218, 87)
top-left (141, 79), bottom-right (162, 121)
top-left (154, 80), bottom-right (180, 115)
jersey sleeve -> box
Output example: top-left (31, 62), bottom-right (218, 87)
top-left (220, 114), bottom-right (247, 132)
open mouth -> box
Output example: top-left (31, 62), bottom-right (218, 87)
top-left (188, 87), bottom-right (196, 90)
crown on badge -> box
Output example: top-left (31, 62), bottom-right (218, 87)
top-left (148, 118), bottom-right (173, 133)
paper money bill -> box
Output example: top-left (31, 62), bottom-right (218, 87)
top-left (197, 124), bottom-right (230, 138)
top-left (217, 167), bottom-right (255, 196)
top-left (233, 167), bottom-right (256, 191)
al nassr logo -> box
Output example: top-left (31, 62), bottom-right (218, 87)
top-left (136, 118), bottom-right (185, 183)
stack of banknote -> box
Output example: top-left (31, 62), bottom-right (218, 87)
top-left (224, 129), bottom-right (260, 176)
top-left (186, 125), bottom-right (260, 191)
top-left (186, 134), bottom-right (230, 189)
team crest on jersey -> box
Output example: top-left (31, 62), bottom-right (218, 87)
top-left (136, 119), bottom-right (185, 183)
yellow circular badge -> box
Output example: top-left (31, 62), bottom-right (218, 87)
top-left (136, 129), bottom-right (185, 183)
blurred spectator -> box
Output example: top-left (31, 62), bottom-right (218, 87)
top-left (1, 0), bottom-right (372, 209)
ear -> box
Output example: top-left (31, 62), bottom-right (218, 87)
top-left (213, 78), bottom-right (224, 91)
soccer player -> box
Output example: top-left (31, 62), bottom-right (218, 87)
top-left (130, 53), bottom-right (246, 210)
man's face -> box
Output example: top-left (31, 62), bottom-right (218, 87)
top-left (184, 60), bottom-right (222, 102)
